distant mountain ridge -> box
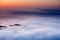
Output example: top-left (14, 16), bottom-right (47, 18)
top-left (10, 8), bottom-right (60, 15)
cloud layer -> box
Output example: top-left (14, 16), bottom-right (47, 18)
top-left (0, 16), bottom-right (60, 40)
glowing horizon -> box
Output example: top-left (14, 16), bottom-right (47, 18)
top-left (0, 0), bottom-right (59, 8)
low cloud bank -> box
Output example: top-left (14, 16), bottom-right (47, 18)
top-left (0, 17), bottom-right (60, 40)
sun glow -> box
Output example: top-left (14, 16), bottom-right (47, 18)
top-left (0, 0), bottom-right (59, 8)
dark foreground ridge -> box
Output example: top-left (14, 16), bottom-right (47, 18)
top-left (0, 24), bottom-right (21, 30)
top-left (0, 25), bottom-right (6, 29)
top-left (9, 24), bottom-right (21, 26)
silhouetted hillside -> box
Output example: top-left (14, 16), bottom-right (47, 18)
top-left (10, 8), bottom-right (60, 16)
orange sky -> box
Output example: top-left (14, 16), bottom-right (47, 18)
top-left (0, 0), bottom-right (59, 8)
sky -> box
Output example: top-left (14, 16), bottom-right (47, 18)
top-left (0, 0), bottom-right (60, 24)
top-left (0, 0), bottom-right (59, 8)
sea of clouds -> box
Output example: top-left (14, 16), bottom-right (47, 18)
top-left (0, 16), bottom-right (60, 40)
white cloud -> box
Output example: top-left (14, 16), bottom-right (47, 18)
top-left (0, 16), bottom-right (60, 40)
